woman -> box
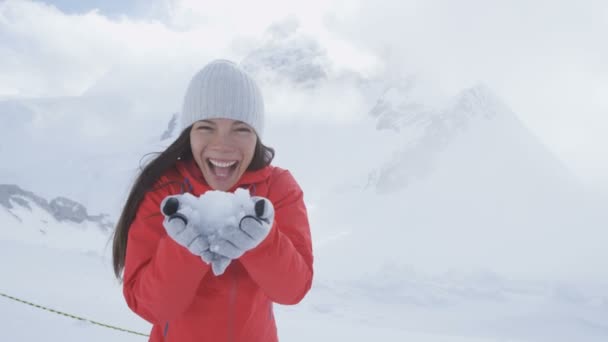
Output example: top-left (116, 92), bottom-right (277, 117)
top-left (112, 59), bottom-right (314, 342)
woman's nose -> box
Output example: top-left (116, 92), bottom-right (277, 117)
top-left (210, 130), bottom-right (233, 147)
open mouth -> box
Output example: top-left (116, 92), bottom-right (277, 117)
top-left (206, 158), bottom-right (239, 179)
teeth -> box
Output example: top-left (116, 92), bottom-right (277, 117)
top-left (209, 159), bottom-right (237, 168)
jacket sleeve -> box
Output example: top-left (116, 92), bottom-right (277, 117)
top-left (239, 170), bottom-right (314, 305)
top-left (122, 179), bottom-right (211, 324)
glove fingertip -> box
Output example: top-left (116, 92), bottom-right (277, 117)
top-left (162, 197), bottom-right (180, 216)
top-left (212, 259), bottom-right (231, 276)
top-left (212, 263), bottom-right (222, 276)
top-left (255, 199), bottom-right (265, 217)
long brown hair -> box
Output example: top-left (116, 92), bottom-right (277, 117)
top-left (112, 126), bottom-right (275, 280)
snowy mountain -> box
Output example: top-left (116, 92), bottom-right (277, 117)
top-left (368, 83), bottom-right (577, 193)
top-left (0, 184), bottom-right (112, 253)
top-left (305, 79), bottom-right (607, 284)
top-left (241, 17), bottom-right (330, 88)
top-left (0, 184), bottom-right (111, 228)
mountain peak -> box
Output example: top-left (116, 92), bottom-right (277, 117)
top-left (368, 76), bottom-right (438, 132)
top-left (241, 20), bottom-right (331, 87)
top-left (452, 84), bottom-right (513, 120)
top-left (367, 80), bottom-right (576, 193)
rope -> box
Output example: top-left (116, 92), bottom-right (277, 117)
top-left (0, 291), bottom-right (149, 337)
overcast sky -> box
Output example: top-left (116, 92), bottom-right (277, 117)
top-left (1, 0), bottom-right (606, 189)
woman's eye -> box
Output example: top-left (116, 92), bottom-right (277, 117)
top-left (197, 126), bottom-right (213, 131)
top-left (236, 127), bottom-right (251, 133)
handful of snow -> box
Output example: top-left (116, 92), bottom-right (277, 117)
top-left (160, 188), bottom-right (255, 275)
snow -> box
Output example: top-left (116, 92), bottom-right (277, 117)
top-left (172, 188), bottom-right (254, 231)
top-left (160, 189), bottom-right (256, 274)
top-left (0, 239), bottom-right (148, 342)
top-left (177, 190), bottom-right (252, 233)
top-left (2, 235), bottom-right (608, 341)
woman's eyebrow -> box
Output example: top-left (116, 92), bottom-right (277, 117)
top-left (198, 120), bottom-right (216, 125)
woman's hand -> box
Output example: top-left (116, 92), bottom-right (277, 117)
top-left (210, 197), bottom-right (275, 259)
top-left (160, 194), bottom-right (232, 275)
top-left (160, 194), bottom-right (210, 255)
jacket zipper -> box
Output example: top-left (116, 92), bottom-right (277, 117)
top-left (228, 272), bottom-right (237, 342)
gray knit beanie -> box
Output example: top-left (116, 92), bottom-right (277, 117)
top-left (181, 59), bottom-right (265, 138)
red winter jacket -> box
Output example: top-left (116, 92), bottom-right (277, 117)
top-left (122, 159), bottom-right (314, 342)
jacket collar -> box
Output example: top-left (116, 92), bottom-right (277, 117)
top-left (175, 158), bottom-right (272, 193)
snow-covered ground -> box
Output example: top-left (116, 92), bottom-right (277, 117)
top-left (2, 181), bottom-right (608, 341)
top-left (3, 238), bottom-right (608, 342)
top-left (3, 237), bottom-right (607, 342)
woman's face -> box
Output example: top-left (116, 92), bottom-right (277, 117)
top-left (190, 118), bottom-right (257, 191)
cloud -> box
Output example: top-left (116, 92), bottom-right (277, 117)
top-left (323, 0), bottom-right (608, 188)
top-left (0, 0), bottom-right (243, 98)
top-left (1, 0), bottom-right (607, 188)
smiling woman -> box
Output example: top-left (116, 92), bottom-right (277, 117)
top-left (190, 118), bottom-right (257, 191)
top-left (111, 59), bottom-right (314, 342)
